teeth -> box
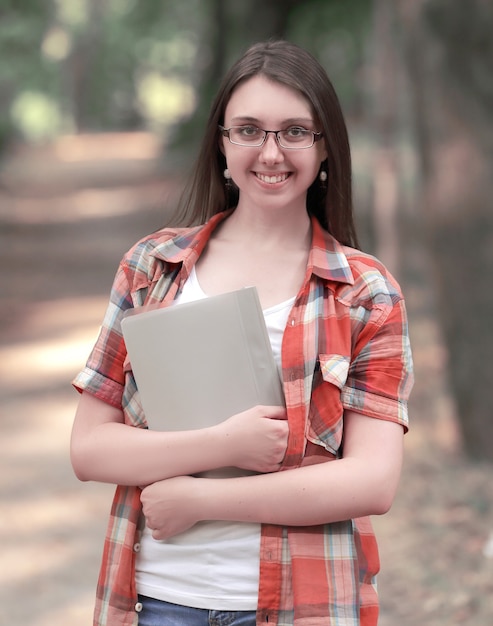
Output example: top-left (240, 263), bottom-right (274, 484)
top-left (257, 173), bottom-right (288, 184)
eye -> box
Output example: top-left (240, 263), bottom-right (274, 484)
top-left (239, 126), bottom-right (262, 137)
top-left (285, 126), bottom-right (309, 138)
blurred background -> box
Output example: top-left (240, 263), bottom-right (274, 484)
top-left (0, 1), bottom-right (492, 625)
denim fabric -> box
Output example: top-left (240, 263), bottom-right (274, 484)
top-left (137, 595), bottom-right (257, 626)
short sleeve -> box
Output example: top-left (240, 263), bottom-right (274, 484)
top-left (342, 295), bottom-right (414, 430)
top-left (72, 261), bottom-right (133, 409)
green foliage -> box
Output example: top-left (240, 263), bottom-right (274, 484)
top-left (0, 0), bottom-right (373, 153)
top-left (0, 3), bottom-right (57, 148)
top-left (287, 0), bottom-right (373, 109)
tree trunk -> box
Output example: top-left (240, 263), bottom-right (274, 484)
top-left (398, 0), bottom-right (493, 461)
top-left (66, 0), bottom-right (107, 131)
top-left (370, 0), bottom-right (402, 278)
top-left (170, 0), bottom-right (304, 154)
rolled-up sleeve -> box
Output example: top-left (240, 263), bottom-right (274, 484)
top-left (341, 278), bottom-right (414, 430)
top-left (72, 261), bottom-right (133, 409)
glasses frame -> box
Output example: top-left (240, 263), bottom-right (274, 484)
top-left (219, 125), bottom-right (323, 150)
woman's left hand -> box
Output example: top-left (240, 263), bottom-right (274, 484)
top-left (141, 476), bottom-right (200, 539)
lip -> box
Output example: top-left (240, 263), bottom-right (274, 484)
top-left (255, 172), bottom-right (291, 184)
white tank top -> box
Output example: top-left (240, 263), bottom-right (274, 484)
top-left (135, 267), bottom-right (294, 609)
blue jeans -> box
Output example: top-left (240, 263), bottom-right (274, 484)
top-left (137, 595), bottom-right (257, 626)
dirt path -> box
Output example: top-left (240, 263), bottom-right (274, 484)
top-left (0, 140), bottom-right (491, 626)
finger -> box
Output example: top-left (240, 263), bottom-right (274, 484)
top-left (259, 405), bottom-right (287, 419)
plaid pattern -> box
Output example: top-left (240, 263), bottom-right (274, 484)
top-left (73, 212), bottom-right (413, 626)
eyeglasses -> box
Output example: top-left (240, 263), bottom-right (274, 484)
top-left (219, 125), bottom-right (323, 149)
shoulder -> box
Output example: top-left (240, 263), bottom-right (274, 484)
top-left (119, 212), bottom-right (230, 282)
top-left (336, 245), bottom-right (404, 308)
top-left (124, 223), bottom-right (203, 267)
top-left (124, 226), bottom-right (190, 259)
top-left (331, 247), bottom-right (411, 351)
top-left (118, 224), bottom-right (202, 290)
top-left (311, 218), bottom-right (403, 309)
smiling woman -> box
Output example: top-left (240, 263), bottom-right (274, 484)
top-left (70, 40), bottom-right (413, 626)
top-left (218, 75), bottom-right (327, 224)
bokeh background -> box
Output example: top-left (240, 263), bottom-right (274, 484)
top-left (0, 1), bottom-right (492, 625)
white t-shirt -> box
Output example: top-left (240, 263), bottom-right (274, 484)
top-left (135, 267), bottom-right (294, 609)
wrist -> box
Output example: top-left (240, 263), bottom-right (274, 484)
top-left (207, 422), bottom-right (236, 468)
top-left (190, 477), bottom-right (214, 522)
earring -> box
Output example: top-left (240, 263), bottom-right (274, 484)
top-left (224, 168), bottom-right (234, 193)
top-left (223, 167), bottom-right (235, 198)
top-left (319, 170), bottom-right (328, 183)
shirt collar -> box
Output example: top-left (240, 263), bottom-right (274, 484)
top-left (150, 211), bottom-right (354, 286)
top-left (308, 216), bottom-right (354, 285)
top-left (149, 211), bottom-right (229, 270)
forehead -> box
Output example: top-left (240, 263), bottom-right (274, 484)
top-left (224, 75), bottom-right (314, 123)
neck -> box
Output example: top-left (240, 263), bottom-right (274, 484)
top-left (218, 203), bottom-right (312, 250)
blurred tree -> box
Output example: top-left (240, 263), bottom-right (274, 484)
top-left (171, 0), bottom-right (372, 158)
top-left (57, 0), bottom-right (208, 132)
top-left (368, 0), bottom-right (402, 277)
top-left (63, 0), bottom-right (107, 131)
top-left (399, 0), bottom-right (493, 461)
top-left (0, 0), bottom-right (373, 153)
top-left (0, 2), bottom-right (54, 150)
top-left (170, 0), bottom-right (308, 156)
top-left (287, 0), bottom-right (372, 113)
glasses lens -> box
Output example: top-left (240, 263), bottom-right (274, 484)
top-left (229, 127), bottom-right (265, 146)
top-left (278, 128), bottom-right (313, 148)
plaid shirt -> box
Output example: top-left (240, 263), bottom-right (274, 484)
top-left (73, 211), bottom-right (413, 626)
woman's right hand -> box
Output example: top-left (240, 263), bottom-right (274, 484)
top-left (71, 393), bottom-right (289, 485)
top-left (216, 405), bottom-right (289, 473)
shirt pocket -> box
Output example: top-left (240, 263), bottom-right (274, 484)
top-left (319, 353), bottom-right (350, 388)
top-left (306, 353), bottom-right (350, 456)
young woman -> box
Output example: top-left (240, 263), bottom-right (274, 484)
top-left (71, 40), bottom-right (414, 626)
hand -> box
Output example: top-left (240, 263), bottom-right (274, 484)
top-left (141, 476), bottom-right (200, 540)
top-left (216, 405), bottom-right (289, 473)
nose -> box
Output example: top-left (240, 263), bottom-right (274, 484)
top-left (259, 132), bottom-right (284, 163)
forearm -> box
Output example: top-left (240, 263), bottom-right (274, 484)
top-left (194, 457), bottom-right (397, 527)
top-left (71, 421), bottom-right (229, 486)
top-left (192, 414), bottom-right (405, 528)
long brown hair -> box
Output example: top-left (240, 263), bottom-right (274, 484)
top-left (174, 40), bottom-right (359, 248)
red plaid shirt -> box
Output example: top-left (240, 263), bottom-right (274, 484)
top-left (74, 212), bottom-right (413, 625)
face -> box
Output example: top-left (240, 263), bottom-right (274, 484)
top-left (221, 75), bottom-right (327, 214)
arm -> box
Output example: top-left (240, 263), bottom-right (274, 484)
top-left (70, 391), bottom-right (288, 485)
top-left (141, 409), bottom-right (404, 538)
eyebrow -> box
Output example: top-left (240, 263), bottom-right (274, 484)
top-left (230, 116), bottom-right (315, 127)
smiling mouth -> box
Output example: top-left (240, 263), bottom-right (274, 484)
top-left (255, 172), bottom-right (290, 184)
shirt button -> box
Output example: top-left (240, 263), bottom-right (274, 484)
top-left (135, 602), bottom-right (143, 613)
top-left (133, 542), bottom-right (141, 552)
